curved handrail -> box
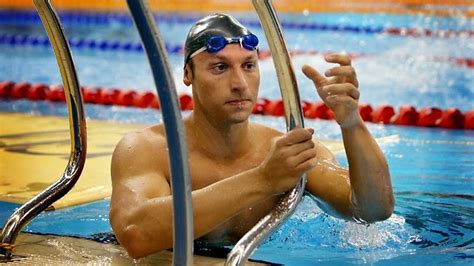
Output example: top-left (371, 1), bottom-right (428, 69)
top-left (0, 0), bottom-right (87, 258)
top-left (225, 0), bottom-right (306, 264)
top-left (126, 1), bottom-right (194, 265)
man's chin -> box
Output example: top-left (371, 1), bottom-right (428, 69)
top-left (227, 112), bottom-right (251, 124)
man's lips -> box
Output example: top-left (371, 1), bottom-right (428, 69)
top-left (225, 99), bottom-right (251, 104)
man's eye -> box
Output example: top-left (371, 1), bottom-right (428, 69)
top-left (244, 62), bottom-right (256, 70)
top-left (212, 63), bottom-right (227, 72)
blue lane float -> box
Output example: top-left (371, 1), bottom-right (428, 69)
top-left (1, 10), bottom-right (472, 38)
top-left (0, 33), bottom-right (187, 54)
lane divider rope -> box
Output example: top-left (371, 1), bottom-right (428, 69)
top-left (1, 33), bottom-right (473, 69)
top-left (1, 10), bottom-right (472, 38)
top-left (1, 80), bottom-right (472, 130)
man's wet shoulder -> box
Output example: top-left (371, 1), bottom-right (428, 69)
top-left (250, 121), bottom-right (284, 138)
top-left (117, 124), bottom-right (168, 151)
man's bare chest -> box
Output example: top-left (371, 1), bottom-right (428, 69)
top-left (187, 151), bottom-right (265, 190)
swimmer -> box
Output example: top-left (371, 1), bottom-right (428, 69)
top-left (110, 13), bottom-right (394, 259)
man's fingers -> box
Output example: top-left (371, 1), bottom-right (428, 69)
top-left (289, 149), bottom-right (317, 168)
top-left (325, 66), bottom-right (356, 78)
top-left (288, 139), bottom-right (315, 155)
top-left (295, 157), bottom-right (318, 173)
top-left (281, 128), bottom-right (314, 146)
top-left (323, 84), bottom-right (360, 100)
top-left (302, 64), bottom-right (326, 89)
top-left (325, 53), bottom-right (352, 66)
top-left (326, 95), bottom-right (359, 109)
top-left (326, 77), bottom-right (359, 88)
top-left (325, 65), bottom-right (358, 87)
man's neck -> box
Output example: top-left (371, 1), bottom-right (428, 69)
top-left (185, 111), bottom-right (252, 160)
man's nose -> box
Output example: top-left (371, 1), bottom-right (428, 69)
top-left (230, 67), bottom-right (248, 92)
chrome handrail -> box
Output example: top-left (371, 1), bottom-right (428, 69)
top-left (0, 0), bottom-right (87, 258)
top-left (225, 0), bottom-right (306, 264)
top-left (126, 1), bottom-right (194, 265)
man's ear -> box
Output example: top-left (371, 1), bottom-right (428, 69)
top-left (183, 64), bottom-right (192, 86)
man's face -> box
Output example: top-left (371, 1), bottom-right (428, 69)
top-left (185, 44), bottom-right (260, 124)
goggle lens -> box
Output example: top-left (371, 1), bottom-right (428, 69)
top-left (206, 35), bottom-right (228, 53)
top-left (241, 34), bottom-right (259, 50)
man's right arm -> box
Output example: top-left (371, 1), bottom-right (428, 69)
top-left (110, 131), bottom-right (268, 259)
top-left (110, 127), bottom-right (316, 259)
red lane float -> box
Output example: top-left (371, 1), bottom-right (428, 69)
top-left (384, 28), bottom-right (474, 38)
top-left (252, 98), bottom-right (270, 115)
top-left (82, 86), bottom-right (101, 104)
top-left (439, 108), bottom-right (465, 129)
top-left (358, 103), bottom-right (373, 122)
top-left (393, 105), bottom-right (419, 126)
top-left (0, 80), bottom-right (472, 130)
top-left (452, 58), bottom-right (474, 68)
top-left (372, 105), bottom-right (395, 124)
top-left (179, 94), bottom-right (193, 111)
top-left (0, 81), bottom-right (14, 97)
top-left (46, 85), bottom-right (66, 102)
top-left (417, 107), bottom-right (442, 127)
top-left (114, 90), bottom-right (137, 107)
top-left (10, 82), bottom-right (31, 99)
top-left (464, 110), bottom-right (474, 130)
top-left (304, 101), bottom-right (335, 120)
top-left (264, 99), bottom-right (285, 116)
top-left (27, 83), bottom-right (48, 100)
top-left (136, 91), bottom-right (159, 109)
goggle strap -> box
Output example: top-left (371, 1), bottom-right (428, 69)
top-left (189, 46), bottom-right (207, 60)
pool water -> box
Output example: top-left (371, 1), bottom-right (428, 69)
top-left (0, 9), bottom-right (473, 265)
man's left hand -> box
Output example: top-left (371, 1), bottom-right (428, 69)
top-left (302, 53), bottom-right (361, 128)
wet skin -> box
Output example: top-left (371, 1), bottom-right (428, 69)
top-left (110, 44), bottom-right (394, 259)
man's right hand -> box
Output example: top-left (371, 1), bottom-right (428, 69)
top-left (258, 127), bottom-right (317, 195)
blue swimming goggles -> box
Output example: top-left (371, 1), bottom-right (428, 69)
top-left (189, 33), bottom-right (259, 60)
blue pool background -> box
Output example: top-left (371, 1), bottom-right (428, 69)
top-left (0, 9), bottom-right (473, 265)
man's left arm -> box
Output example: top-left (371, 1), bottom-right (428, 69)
top-left (302, 54), bottom-right (394, 223)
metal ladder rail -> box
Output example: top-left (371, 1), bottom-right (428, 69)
top-left (225, 0), bottom-right (307, 264)
top-left (0, 0), bottom-right (87, 258)
top-left (126, 1), bottom-right (194, 265)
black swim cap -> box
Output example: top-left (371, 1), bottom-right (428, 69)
top-left (184, 13), bottom-right (254, 65)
